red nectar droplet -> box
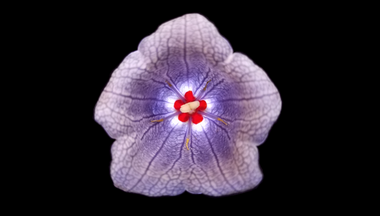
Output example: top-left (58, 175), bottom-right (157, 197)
top-left (178, 113), bottom-right (190, 122)
top-left (184, 91), bottom-right (196, 102)
top-left (196, 100), bottom-right (207, 111)
top-left (174, 100), bottom-right (185, 110)
top-left (192, 112), bottom-right (203, 124)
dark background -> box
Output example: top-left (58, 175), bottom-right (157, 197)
top-left (20, 3), bottom-right (362, 213)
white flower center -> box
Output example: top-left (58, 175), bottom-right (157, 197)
top-left (180, 101), bottom-right (200, 114)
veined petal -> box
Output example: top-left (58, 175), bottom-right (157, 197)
top-left (111, 123), bottom-right (188, 196)
top-left (184, 119), bottom-right (262, 196)
top-left (201, 53), bottom-right (282, 145)
top-left (137, 13), bottom-right (233, 93)
top-left (94, 51), bottom-right (177, 139)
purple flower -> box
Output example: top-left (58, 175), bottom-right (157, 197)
top-left (95, 14), bottom-right (281, 196)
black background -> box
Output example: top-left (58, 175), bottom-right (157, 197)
top-left (20, 3), bottom-right (359, 213)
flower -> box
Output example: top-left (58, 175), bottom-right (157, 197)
top-left (94, 13), bottom-right (281, 196)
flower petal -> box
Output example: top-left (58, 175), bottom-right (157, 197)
top-left (137, 13), bottom-right (233, 92)
top-left (110, 123), bottom-right (188, 196)
top-left (94, 51), bottom-right (177, 139)
top-left (201, 53), bottom-right (282, 145)
top-left (184, 119), bottom-right (262, 196)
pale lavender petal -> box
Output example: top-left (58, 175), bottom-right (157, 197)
top-left (203, 53), bottom-right (282, 145)
top-left (94, 51), bottom-right (176, 139)
top-left (110, 122), bottom-right (188, 196)
top-left (183, 119), bottom-right (263, 196)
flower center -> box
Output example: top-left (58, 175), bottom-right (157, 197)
top-left (173, 90), bottom-right (207, 124)
top-left (180, 101), bottom-right (200, 114)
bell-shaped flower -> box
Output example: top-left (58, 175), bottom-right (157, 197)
top-left (95, 13), bottom-right (281, 196)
